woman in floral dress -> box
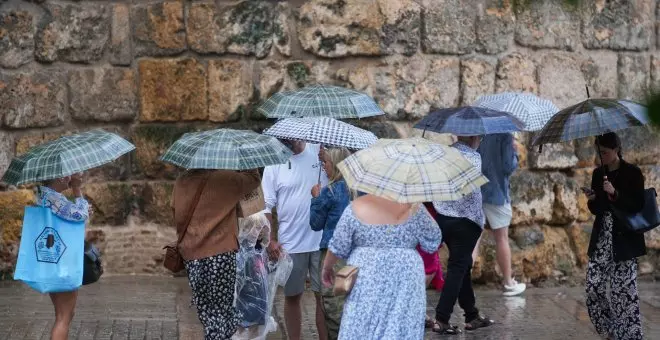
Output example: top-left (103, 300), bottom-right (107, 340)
top-left (321, 194), bottom-right (442, 339)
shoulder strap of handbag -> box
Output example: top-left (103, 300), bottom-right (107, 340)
top-left (176, 175), bottom-right (210, 246)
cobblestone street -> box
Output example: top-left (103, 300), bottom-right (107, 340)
top-left (1, 276), bottom-right (659, 340)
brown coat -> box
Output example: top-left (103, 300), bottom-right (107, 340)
top-left (172, 169), bottom-right (261, 260)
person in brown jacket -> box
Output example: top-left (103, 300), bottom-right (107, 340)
top-left (172, 169), bottom-right (261, 340)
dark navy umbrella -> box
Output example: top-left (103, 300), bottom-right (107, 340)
top-left (413, 106), bottom-right (525, 136)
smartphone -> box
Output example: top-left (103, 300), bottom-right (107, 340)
top-left (581, 187), bottom-right (594, 195)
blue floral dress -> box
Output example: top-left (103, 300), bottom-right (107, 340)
top-left (328, 205), bottom-right (442, 340)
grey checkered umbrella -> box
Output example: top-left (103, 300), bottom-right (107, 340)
top-left (531, 99), bottom-right (649, 146)
top-left (160, 129), bottom-right (292, 170)
top-left (413, 106), bottom-right (525, 136)
top-left (256, 85), bottom-right (384, 119)
top-left (262, 117), bottom-right (378, 150)
top-left (2, 129), bottom-right (135, 185)
top-left (473, 92), bottom-right (559, 131)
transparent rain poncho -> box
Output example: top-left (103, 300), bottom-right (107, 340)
top-left (233, 212), bottom-right (293, 340)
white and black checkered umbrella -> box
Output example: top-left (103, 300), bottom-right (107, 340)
top-left (474, 92), bottom-right (559, 131)
top-left (262, 117), bottom-right (378, 151)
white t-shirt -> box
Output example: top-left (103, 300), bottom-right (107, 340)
top-left (262, 144), bottom-right (329, 254)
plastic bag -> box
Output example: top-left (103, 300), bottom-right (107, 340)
top-left (233, 212), bottom-right (293, 340)
top-left (13, 205), bottom-right (85, 293)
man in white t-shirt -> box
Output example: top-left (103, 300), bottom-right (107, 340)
top-left (262, 140), bottom-right (329, 340)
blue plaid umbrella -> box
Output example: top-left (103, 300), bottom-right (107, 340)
top-left (473, 92), bottom-right (559, 131)
top-left (413, 106), bottom-right (525, 136)
top-left (531, 99), bottom-right (649, 146)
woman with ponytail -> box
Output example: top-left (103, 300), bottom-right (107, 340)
top-left (584, 132), bottom-right (646, 340)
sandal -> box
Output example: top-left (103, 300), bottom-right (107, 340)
top-left (430, 320), bottom-right (461, 335)
top-left (464, 316), bottom-right (494, 331)
top-left (424, 315), bottom-right (434, 328)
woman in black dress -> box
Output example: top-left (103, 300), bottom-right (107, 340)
top-left (584, 132), bottom-right (646, 340)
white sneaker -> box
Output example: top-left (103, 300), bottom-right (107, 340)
top-left (503, 279), bottom-right (526, 296)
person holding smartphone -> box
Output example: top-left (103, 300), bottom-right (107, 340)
top-left (584, 132), bottom-right (646, 340)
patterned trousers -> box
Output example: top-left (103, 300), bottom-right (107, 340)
top-left (185, 251), bottom-right (239, 340)
top-left (585, 213), bottom-right (643, 340)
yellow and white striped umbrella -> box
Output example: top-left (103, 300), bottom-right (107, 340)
top-left (337, 138), bottom-right (488, 203)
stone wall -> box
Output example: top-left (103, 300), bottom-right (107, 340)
top-left (1, 0), bottom-right (660, 284)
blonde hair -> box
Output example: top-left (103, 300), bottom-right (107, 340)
top-left (323, 147), bottom-right (356, 199)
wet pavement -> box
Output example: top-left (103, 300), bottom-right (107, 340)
top-left (1, 275), bottom-right (659, 340)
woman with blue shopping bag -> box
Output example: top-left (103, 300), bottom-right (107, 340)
top-left (2, 130), bottom-right (135, 340)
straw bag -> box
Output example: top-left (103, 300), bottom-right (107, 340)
top-left (332, 265), bottom-right (359, 296)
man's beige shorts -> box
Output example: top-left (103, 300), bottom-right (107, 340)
top-left (483, 203), bottom-right (513, 229)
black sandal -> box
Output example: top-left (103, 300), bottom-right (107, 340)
top-left (430, 320), bottom-right (461, 335)
top-left (464, 316), bottom-right (494, 331)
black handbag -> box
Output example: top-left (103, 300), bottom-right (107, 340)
top-left (82, 241), bottom-right (103, 285)
top-left (610, 188), bottom-right (660, 234)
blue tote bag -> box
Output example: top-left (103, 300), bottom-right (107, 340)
top-left (13, 205), bottom-right (85, 293)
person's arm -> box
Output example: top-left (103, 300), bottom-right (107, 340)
top-left (502, 134), bottom-right (518, 176)
top-left (41, 188), bottom-right (89, 222)
top-left (321, 250), bottom-right (341, 287)
top-left (261, 166), bottom-right (281, 258)
top-left (310, 187), bottom-right (332, 231)
top-left (415, 207), bottom-right (442, 253)
top-left (611, 166), bottom-right (645, 214)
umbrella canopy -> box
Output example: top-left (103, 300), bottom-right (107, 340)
top-left (473, 92), bottom-right (559, 131)
top-left (262, 117), bottom-right (378, 150)
top-left (256, 84), bottom-right (384, 119)
top-left (337, 138), bottom-right (488, 203)
top-left (160, 129), bottom-right (292, 170)
top-left (531, 99), bottom-right (649, 146)
top-left (2, 129), bottom-right (135, 186)
top-left (413, 106), bottom-right (525, 136)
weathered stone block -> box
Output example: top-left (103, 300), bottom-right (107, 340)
top-left (188, 1), bottom-right (287, 58)
top-left (514, 0), bottom-right (580, 51)
top-left (208, 60), bottom-right (253, 123)
top-left (0, 9), bottom-right (34, 68)
top-left (566, 223), bottom-right (591, 267)
top-left (495, 52), bottom-right (537, 93)
top-left (581, 51), bottom-right (618, 98)
top-left (0, 131), bottom-right (13, 176)
top-left (511, 224), bottom-right (545, 249)
top-left (138, 58), bottom-right (208, 122)
top-left (510, 170), bottom-right (554, 225)
top-left (132, 2), bottom-right (186, 57)
top-left (35, 3), bottom-right (109, 63)
top-left (131, 125), bottom-right (195, 179)
top-left (272, 3), bottom-right (291, 57)
top-left (258, 60), bottom-right (331, 103)
top-left (338, 56), bottom-right (459, 120)
top-left (85, 182), bottom-right (139, 226)
top-left (421, 0), bottom-right (475, 55)
top-left (0, 71), bottom-right (66, 129)
top-left (652, 54), bottom-right (660, 91)
top-left (617, 127), bottom-right (660, 165)
top-left (538, 52), bottom-right (587, 109)
top-left (476, 0), bottom-right (513, 54)
top-left (618, 53), bottom-right (650, 101)
top-left (548, 173), bottom-right (580, 225)
top-left (69, 68), bottom-right (137, 122)
top-left (528, 143), bottom-right (578, 170)
top-left (0, 189), bottom-right (36, 278)
top-left (140, 181), bottom-right (174, 226)
top-left (297, 0), bottom-right (420, 57)
top-left (582, 0), bottom-right (653, 51)
top-left (460, 57), bottom-right (495, 105)
top-left (109, 3), bottom-right (131, 66)
top-left (574, 137), bottom-right (596, 168)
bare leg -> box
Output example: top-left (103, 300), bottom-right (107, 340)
top-left (49, 291), bottom-right (78, 340)
top-left (425, 273), bottom-right (436, 288)
top-left (492, 227), bottom-right (513, 286)
top-left (315, 293), bottom-right (328, 340)
top-left (471, 234), bottom-right (483, 263)
top-left (284, 294), bottom-right (303, 340)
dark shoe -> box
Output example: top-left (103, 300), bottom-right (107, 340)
top-left (430, 320), bottom-right (461, 335)
top-left (464, 316), bottom-right (494, 331)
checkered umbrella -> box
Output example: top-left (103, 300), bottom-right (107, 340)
top-left (256, 84), bottom-right (385, 119)
top-left (531, 99), bottom-right (649, 146)
top-left (337, 138), bottom-right (488, 203)
top-left (2, 129), bottom-right (135, 186)
top-left (473, 92), bottom-right (559, 131)
top-left (413, 106), bottom-right (525, 136)
top-left (160, 129), bottom-right (292, 170)
top-left (262, 117), bottom-right (378, 150)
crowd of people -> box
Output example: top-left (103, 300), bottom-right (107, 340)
top-left (32, 131), bottom-right (646, 340)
